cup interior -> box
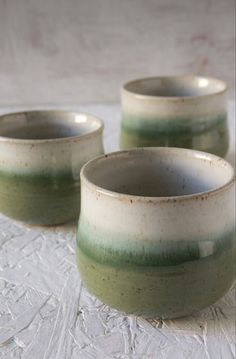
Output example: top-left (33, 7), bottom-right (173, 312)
top-left (0, 111), bottom-right (102, 140)
top-left (83, 149), bottom-right (233, 198)
top-left (124, 76), bottom-right (226, 98)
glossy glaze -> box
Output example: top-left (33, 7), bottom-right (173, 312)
top-left (121, 76), bottom-right (229, 157)
top-left (0, 111), bottom-right (104, 224)
top-left (77, 148), bottom-right (235, 318)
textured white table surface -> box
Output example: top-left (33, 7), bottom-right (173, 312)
top-left (0, 103), bottom-right (235, 359)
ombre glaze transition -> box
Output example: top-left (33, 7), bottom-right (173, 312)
top-left (121, 76), bottom-right (229, 157)
top-left (0, 111), bottom-right (104, 225)
top-left (77, 148), bottom-right (235, 318)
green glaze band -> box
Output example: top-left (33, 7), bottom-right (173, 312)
top-left (77, 147), bottom-right (235, 318)
top-left (77, 223), bottom-right (235, 318)
top-left (0, 170), bottom-right (80, 225)
top-left (0, 110), bottom-right (104, 224)
top-left (120, 114), bottom-right (229, 157)
top-left (77, 219), bottom-right (235, 267)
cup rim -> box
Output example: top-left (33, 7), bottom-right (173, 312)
top-left (81, 147), bottom-right (235, 203)
top-left (0, 110), bottom-right (104, 144)
top-left (122, 75), bottom-right (227, 100)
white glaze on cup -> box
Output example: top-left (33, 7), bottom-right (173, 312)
top-left (121, 76), bottom-right (229, 157)
top-left (0, 111), bottom-right (104, 224)
top-left (77, 147), bottom-right (235, 318)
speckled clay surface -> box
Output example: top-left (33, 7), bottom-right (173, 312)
top-left (77, 147), bottom-right (235, 318)
top-left (0, 111), bottom-right (104, 225)
top-left (121, 76), bottom-right (229, 157)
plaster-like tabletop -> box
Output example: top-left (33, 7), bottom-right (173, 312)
top-left (0, 103), bottom-right (235, 359)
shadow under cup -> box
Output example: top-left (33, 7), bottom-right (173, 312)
top-left (77, 148), bottom-right (235, 318)
top-left (121, 76), bottom-right (229, 157)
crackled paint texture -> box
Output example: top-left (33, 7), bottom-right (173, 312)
top-left (0, 104), bottom-right (235, 358)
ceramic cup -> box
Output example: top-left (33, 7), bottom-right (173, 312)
top-left (0, 110), bottom-right (104, 225)
top-left (77, 147), bottom-right (235, 318)
top-left (121, 76), bottom-right (229, 157)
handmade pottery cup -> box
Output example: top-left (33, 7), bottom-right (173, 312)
top-left (121, 76), bottom-right (229, 157)
top-left (77, 147), bottom-right (235, 318)
top-left (0, 111), bottom-right (104, 225)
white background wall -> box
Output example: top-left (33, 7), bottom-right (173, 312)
top-left (0, 0), bottom-right (235, 106)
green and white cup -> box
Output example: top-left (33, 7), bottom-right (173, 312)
top-left (0, 110), bottom-right (104, 225)
top-left (121, 76), bottom-right (229, 157)
top-left (77, 147), bottom-right (235, 318)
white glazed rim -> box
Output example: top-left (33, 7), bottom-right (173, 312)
top-left (122, 75), bottom-right (227, 100)
top-left (0, 110), bottom-right (104, 144)
top-left (81, 147), bottom-right (235, 203)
